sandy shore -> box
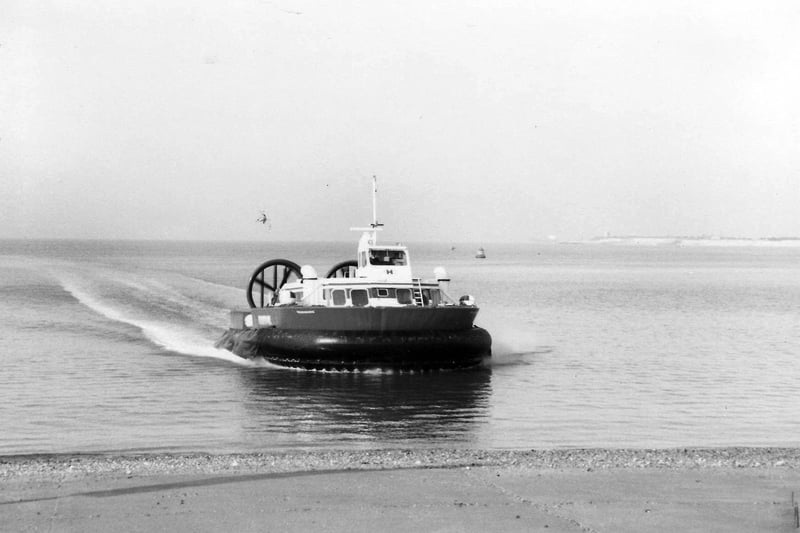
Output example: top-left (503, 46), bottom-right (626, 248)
top-left (3, 448), bottom-right (800, 532)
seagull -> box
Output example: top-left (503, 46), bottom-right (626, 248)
top-left (257, 211), bottom-right (271, 230)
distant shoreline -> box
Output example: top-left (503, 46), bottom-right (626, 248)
top-left (574, 236), bottom-right (800, 247)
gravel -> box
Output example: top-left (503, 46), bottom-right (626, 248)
top-left (2, 448), bottom-right (799, 482)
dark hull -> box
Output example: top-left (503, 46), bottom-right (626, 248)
top-left (215, 326), bottom-right (492, 371)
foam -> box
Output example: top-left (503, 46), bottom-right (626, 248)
top-left (55, 271), bottom-right (256, 367)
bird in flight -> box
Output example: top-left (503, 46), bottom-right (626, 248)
top-left (256, 211), bottom-right (271, 230)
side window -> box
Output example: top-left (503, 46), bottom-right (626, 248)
top-left (370, 288), bottom-right (395, 298)
top-left (430, 289), bottom-right (441, 306)
top-left (397, 288), bottom-right (412, 304)
top-left (419, 289), bottom-right (440, 306)
top-left (332, 289), bottom-right (346, 306)
top-left (351, 289), bottom-right (369, 307)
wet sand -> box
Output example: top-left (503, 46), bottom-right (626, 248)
top-left (3, 448), bottom-right (800, 532)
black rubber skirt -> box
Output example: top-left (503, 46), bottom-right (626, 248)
top-left (215, 326), bottom-right (492, 370)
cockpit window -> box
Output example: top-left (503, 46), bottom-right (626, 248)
top-left (368, 249), bottom-right (406, 266)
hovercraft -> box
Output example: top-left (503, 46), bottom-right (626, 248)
top-left (215, 178), bottom-right (492, 370)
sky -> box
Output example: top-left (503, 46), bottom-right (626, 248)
top-left (2, 0), bottom-right (799, 242)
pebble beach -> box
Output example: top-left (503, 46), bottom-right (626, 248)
top-left (3, 447), bottom-right (800, 481)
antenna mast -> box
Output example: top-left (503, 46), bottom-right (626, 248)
top-left (371, 175), bottom-right (382, 229)
top-left (350, 176), bottom-right (384, 242)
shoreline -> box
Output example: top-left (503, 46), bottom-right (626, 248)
top-left (4, 447), bottom-right (799, 480)
top-left (4, 448), bottom-right (800, 532)
top-left (574, 236), bottom-right (800, 247)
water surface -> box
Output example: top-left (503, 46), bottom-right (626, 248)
top-left (1, 239), bottom-right (798, 454)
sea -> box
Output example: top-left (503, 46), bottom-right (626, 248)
top-left (1, 239), bottom-right (799, 456)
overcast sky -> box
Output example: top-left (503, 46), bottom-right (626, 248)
top-left (2, 1), bottom-right (799, 242)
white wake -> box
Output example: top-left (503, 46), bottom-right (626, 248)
top-left (54, 268), bottom-right (258, 366)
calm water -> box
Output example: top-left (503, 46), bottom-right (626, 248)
top-left (1, 239), bottom-right (799, 455)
